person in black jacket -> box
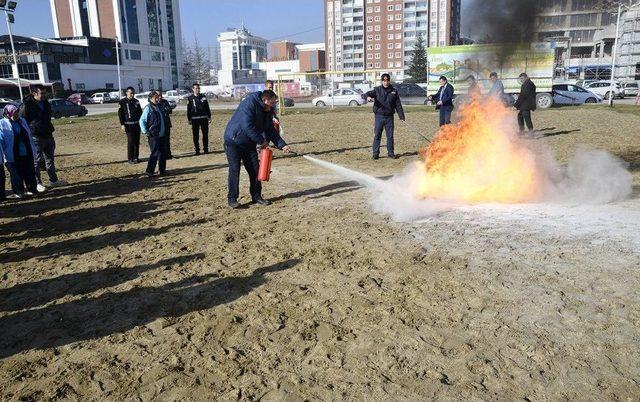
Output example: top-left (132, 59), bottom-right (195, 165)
top-left (363, 73), bottom-right (405, 159)
top-left (118, 87), bottom-right (143, 163)
top-left (429, 76), bottom-right (455, 126)
top-left (157, 92), bottom-right (173, 159)
top-left (21, 85), bottom-right (66, 190)
top-left (514, 73), bottom-right (537, 136)
top-left (187, 83), bottom-right (211, 155)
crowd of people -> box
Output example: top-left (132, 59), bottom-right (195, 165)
top-left (1, 75), bottom-right (538, 206)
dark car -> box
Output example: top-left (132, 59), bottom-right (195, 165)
top-left (50, 98), bottom-right (88, 118)
top-left (67, 93), bottom-right (93, 105)
top-left (394, 83), bottom-right (430, 105)
top-left (282, 97), bottom-right (295, 107)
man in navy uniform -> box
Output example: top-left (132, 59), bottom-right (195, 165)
top-left (187, 83), bottom-right (211, 155)
top-left (429, 76), bottom-right (455, 127)
top-left (363, 73), bottom-right (405, 160)
top-left (118, 87), bottom-right (143, 163)
top-left (223, 90), bottom-right (292, 209)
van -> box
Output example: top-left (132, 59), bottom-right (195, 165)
top-left (90, 93), bottom-right (106, 104)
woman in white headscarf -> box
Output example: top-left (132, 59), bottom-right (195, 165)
top-left (0, 104), bottom-right (39, 198)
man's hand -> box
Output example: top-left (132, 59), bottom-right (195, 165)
top-left (208, 119), bottom-right (211, 124)
top-left (121, 125), bottom-right (125, 133)
top-left (437, 101), bottom-right (443, 106)
top-left (261, 141), bottom-right (268, 149)
top-left (367, 96), bottom-right (374, 102)
top-left (188, 121), bottom-right (192, 125)
top-left (282, 145), bottom-right (292, 154)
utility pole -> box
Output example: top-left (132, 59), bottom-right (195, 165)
top-left (1, 1), bottom-right (22, 102)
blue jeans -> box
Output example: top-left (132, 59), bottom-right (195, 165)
top-left (439, 106), bottom-right (453, 126)
top-left (6, 155), bottom-right (38, 195)
top-left (146, 135), bottom-right (167, 175)
top-left (372, 115), bottom-right (395, 157)
top-left (32, 136), bottom-right (58, 184)
top-left (225, 142), bottom-right (261, 203)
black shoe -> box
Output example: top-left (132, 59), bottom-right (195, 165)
top-left (127, 160), bottom-right (135, 164)
top-left (252, 197), bottom-right (272, 206)
top-left (228, 200), bottom-right (240, 209)
top-left (203, 150), bottom-right (209, 155)
top-left (389, 154), bottom-right (399, 159)
top-left (372, 155), bottom-right (379, 160)
top-left (166, 155), bottom-right (173, 160)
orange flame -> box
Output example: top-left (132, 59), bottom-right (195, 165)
top-left (418, 96), bottom-right (542, 203)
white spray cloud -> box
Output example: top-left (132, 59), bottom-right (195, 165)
top-left (304, 144), bottom-right (633, 222)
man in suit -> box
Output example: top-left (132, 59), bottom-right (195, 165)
top-left (429, 76), bottom-right (454, 126)
top-left (513, 73), bottom-right (537, 136)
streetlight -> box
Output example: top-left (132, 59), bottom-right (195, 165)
top-left (0, 0), bottom-right (22, 102)
top-left (609, 0), bottom-right (640, 106)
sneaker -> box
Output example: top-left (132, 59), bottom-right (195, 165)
top-left (143, 172), bottom-right (154, 179)
top-left (14, 193), bottom-right (25, 199)
top-left (25, 191), bottom-right (34, 196)
top-left (252, 197), bottom-right (272, 206)
top-left (49, 180), bottom-right (68, 188)
top-left (36, 184), bottom-right (47, 193)
top-left (228, 200), bottom-right (240, 209)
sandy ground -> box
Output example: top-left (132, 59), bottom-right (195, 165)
top-left (1, 106), bottom-right (639, 400)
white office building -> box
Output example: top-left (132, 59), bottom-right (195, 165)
top-left (217, 26), bottom-right (268, 86)
top-left (49, 0), bottom-right (183, 91)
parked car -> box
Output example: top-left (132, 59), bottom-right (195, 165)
top-left (167, 99), bottom-right (177, 109)
top-left (164, 89), bottom-right (191, 102)
top-left (575, 79), bottom-right (597, 88)
top-left (312, 88), bottom-right (364, 107)
top-left (394, 83), bottom-right (430, 105)
top-left (622, 81), bottom-right (639, 97)
top-left (582, 81), bottom-right (625, 99)
top-left (90, 92), bottom-right (108, 104)
top-left (552, 84), bottom-right (602, 105)
top-left (108, 91), bottom-right (121, 102)
top-left (67, 93), bottom-right (93, 105)
top-left (135, 92), bottom-right (150, 109)
top-left (50, 98), bottom-right (88, 118)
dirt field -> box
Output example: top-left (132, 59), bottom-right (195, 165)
top-left (1, 105), bottom-right (639, 400)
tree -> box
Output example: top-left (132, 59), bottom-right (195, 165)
top-left (192, 36), bottom-right (212, 85)
top-left (406, 33), bottom-right (428, 83)
top-left (181, 37), bottom-right (195, 89)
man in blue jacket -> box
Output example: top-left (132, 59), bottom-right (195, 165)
top-left (363, 73), bottom-right (405, 160)
top-left (223, 90), bottom-right (292, 209)
top-left (429, 76), bottom-right (455, 126)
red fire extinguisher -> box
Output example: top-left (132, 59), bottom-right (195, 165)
top-left (258, 147), bottom-right (273, 182)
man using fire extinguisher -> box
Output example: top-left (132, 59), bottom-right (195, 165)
top-left (223, 90), bottom-right (292, 209)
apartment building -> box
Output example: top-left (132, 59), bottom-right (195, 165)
top-left (324, 0), bottom-right (460, 82)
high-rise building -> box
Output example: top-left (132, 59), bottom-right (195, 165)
top-left (324, 0), bottom-right (461, 82)
top-left (49, 0), bottom-right (183, 90)
top-left (217, 26), bottom-right (268, 86)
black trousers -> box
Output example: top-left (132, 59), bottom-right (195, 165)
top-left (6, 156), bottom-right (38, 195)
top-left (191, 119), bottom-right (209, 153)
top-left (165, 126), bottom-right (172, 157)
top-left (372, 115), bottom-right (395, 157)
top-left (225, 142), bottom-right (261, 203)
top-left (0, 163), bottom-right (6, 199)
top-left (146, 135), bottom-right (167, 175)
top-left (439, 106), bottom-right (453, 126)
top-left (126, 126), bottom-right (141, 161)
top-left (32, 136), bottom-right (58, 184)
top-left (517, 110), bottom-right (534, 132)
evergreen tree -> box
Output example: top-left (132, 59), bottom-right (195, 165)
top-left (181, 38), bottom-right (195, 89)
top-left (406, 33), bottom-right (428, 83)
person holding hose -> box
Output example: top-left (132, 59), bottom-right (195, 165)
top-left (363, 73), bottom-right (405, 160)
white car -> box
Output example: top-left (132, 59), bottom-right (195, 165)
top-left (135, 92), bottom-right (150, 109)
top-left (90, 92), bottom-right (107, 104)
top-left (582, 81), bottom-right (625, 99)
top-left (312, 88), bottom-right (364, 107)
top-left (164, 89), bottom-right (191, 102)
top-left (108, 91), bottom-right (121, 102)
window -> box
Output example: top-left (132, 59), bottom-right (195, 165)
top-left (375, 53), bottom-right (380, 59)
top-left (388, 24), bottom-right (394, 30)
top-left (375, 44), bottom-right (381, 49)
top-left (395, 4), bottom-right (402, 10)
top-left (75, 83), bottom-right (86, 90)
top-left (130, 50), bottom-right (142, 60)
top-left (388, 5), bottom-right (393, 10)
top-left (105, 83), bottom-right (114, 89)
top-left (121, 0), bottom-right (140, 44)
top-left (387, 52), bottom-right (393, 58)
top-left (137, 78), bottom-right (144, 92)
top-left (388, 62), bottom-right (394, 68)
top-left (388, 34), bottom-right (394, 39)
top-left (149, 78), bottom-right (155, 90)
top-left (375, 34), bottom-right (380, 40)
top-left (388, 43), bottom-right (394, 49)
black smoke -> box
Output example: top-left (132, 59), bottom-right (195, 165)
top-left (464, 0), bottom-right (541, 62)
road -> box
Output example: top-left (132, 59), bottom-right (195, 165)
top-left (85, 101), bottom-right (319, 116)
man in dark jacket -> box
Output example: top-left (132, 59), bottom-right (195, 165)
top-left (429, 76), bottom-right (455, 127)
top-left (223, 90), bottom-right (292, 209)
top-left (187, 83), bottom-right (211, 155)
top-left (21, 85), bottom-right (66, 190)
top-left (363, 73), bottom-right (405, 160)
top-left (514, 73), bottom-right (537, 136)
top-left (118, 87), bottom-right (143, 163)
top-left (139, 91), bottom-right (167, 178)
top-left (158, 92), bottom-right (173, 159)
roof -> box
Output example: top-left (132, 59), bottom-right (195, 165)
top-left (0, 35), bottom-right (73, 46)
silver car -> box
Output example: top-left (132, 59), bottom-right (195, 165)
top-left (552, 84), bottom-right (602, 105)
